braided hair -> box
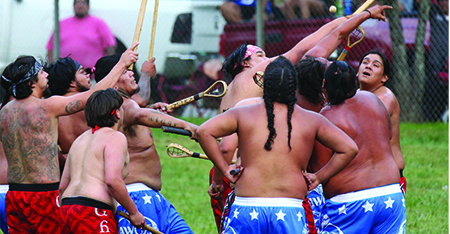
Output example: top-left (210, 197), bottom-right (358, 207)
top-left (295, 56), bottom-right (326, 106)
top-left (324, 61), bottom-right (357, 106)
top-left (263, 56), bottom-right (297, 151)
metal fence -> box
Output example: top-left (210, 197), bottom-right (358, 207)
top-left (152, 0), bottom-right (448, 122)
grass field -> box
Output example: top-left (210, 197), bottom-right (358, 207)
top-left (151, 119), bottom-right (448, 233)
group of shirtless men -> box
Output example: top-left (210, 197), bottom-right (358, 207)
top-left (0, 3), bottom-right (406, 234)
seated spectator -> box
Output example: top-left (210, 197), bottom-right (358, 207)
top-left (277, 0), bottom-right (327, 19)
top-left (221, 0), bottom-right (285, 23)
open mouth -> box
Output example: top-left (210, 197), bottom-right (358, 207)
top-left (362, 71), bottom-right (371, 76)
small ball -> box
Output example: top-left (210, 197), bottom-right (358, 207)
top-left (329, 5), bottom-right (337, 14)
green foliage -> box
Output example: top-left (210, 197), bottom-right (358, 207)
top-left (152, 120), bottom-right (448, 233)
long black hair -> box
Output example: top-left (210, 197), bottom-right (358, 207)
top-left (263, 56), bottom-right (297, 151)
top-left (1, 56), bottom-right (41, 108)
top-left (221, 42), bottom-right (250, 80)
top-left (324, 61), bottom-right (357, 105)
top-left (295, 56), bottom-right (326, 106)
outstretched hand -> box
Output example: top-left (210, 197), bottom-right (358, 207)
top-left (366, 5), bottom-right (393, 21)
top-left (120, 43), bottom-right (140, 67)
top-left (141, 57), bottom-right (156, 77)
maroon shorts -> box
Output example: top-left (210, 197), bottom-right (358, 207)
top-left (61, 196), bottom-right (118, 234)
top-left (209, 168), bottom-right (232, 233)
top-left (6, 182), bottom-right (63, 234)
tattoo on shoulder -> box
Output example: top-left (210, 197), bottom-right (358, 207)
top-left (65, 100), bottom-right (83, 114)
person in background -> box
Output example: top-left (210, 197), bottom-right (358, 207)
top-left (221, 0), bottom-right (285, 23)
top-left (46, 0), bottom-right (117, 71)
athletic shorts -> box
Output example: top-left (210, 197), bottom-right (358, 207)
top-left (116, 183), bottom-right (193, 234)
top-left (306, 184), bottom-right (325, 230)
top-left (209, 168), bottom-right (233, 232)
top-left (319, 183), bottom-right (407, 234)
top-left (61, 197), bottom-right (117, 234)
top-left (222, 196), bottom-right (308, 234)
top-left (6, 182), bottom-right (63, 234)
top-left (0, 185), bottom-right (8, 234)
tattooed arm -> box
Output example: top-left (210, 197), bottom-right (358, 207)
top-left (131, 58), bottom-right (156, 107)
top-left (125, 101), bottom-right (197, 135)
top-left (45, 44), bottom-right (139, 117)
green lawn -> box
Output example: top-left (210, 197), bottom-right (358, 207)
top-left (152, 120), bottom-right (448, 233)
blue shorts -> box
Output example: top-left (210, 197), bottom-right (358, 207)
top-left (319, 183), bottom-right (406, 234)
top-left (116, 183), bottom-right (193, 234)
top-left (222, 196), bottom-right (308, 234)
top-left (307, 184), bottom-right (325, 229)
top-left (0, 185), bottom-right (8, 234)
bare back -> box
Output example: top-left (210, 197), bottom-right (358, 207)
top-left (62, 128), bottom-right (129, 208)
top-left (58, 111), bottom-right (89, 154)
top-left (231, 103), bottom-right (341, 199)
top-left (0, 97), bottom-right (60, 184)
top-left (313, 91), bottom-right (400, 198)
top-left (120, 98), bottom-right (161, 190)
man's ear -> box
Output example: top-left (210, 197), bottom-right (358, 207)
top-left (69, 80), bottom-right (77, 88)
top-left (114, 109), bottom-right (121, 120)
top-left (29, 81), bottom-right (36, 88)
top-left (242, 60), bottom-right (251, 68)
top-left (381, 74), bottom-right (389, 84)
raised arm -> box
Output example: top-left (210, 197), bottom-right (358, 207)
top-left (282, 16), bottom-right (349, 64)
top-left (47, 43), bottom-right (139, 117)
top-left (124, 103), bottom-right (197, 135)
top-left (131, 58), bottom-right (156, 107)
top-left (304, 5), bottom-right (392, 59)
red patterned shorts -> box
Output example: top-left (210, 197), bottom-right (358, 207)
top-left (6, 182), bottom-right (63, 234)
top-left (60, 196), bottom-right (118, 234)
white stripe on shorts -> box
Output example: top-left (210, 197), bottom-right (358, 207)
top-left (329, 183), bottom-right (402, 203)
top-left (125, 183), bottom-right (153, 193)
top-left (0, 184), bottom-right (8, 193)
top-left (234, 196), bottom-right (304, 208)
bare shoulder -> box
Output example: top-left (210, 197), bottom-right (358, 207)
top-left (372, 87), bottom-right (399, 114)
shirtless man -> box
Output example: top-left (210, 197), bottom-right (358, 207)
top-left (94, 54), bottom-right (196, 233)
top-left (198, 56), bottom-right (358, 234)
top-left (357, 49), bottom-right (406, 194)
top-left (45, 57), bottom-right (157, 155)
top-left (0, 44), bottom-right (137, 233)
top-left (308, 61), bottom-right (406, 233)
top-left (59, 88), bottom-right (145, 232)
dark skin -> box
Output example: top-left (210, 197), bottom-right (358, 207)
top-left (308, 91), bottom-right (399, 198)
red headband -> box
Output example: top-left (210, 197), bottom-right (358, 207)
top-left (244, 45), bottom-right (263, 60)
